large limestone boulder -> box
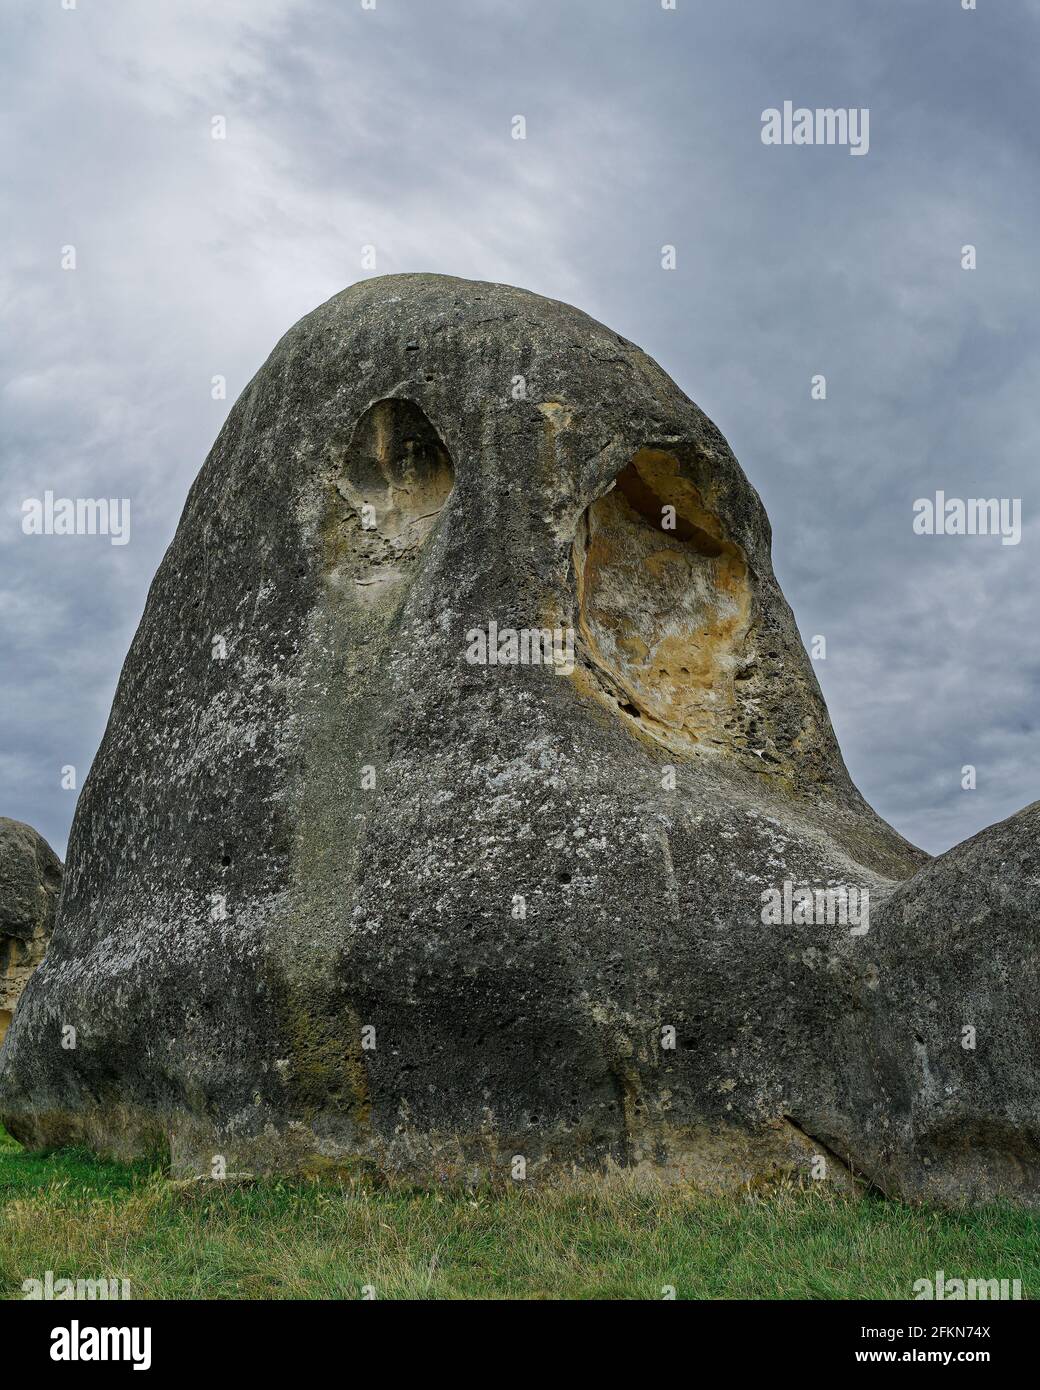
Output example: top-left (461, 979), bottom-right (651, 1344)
top-left (811, 802), bottom-right (1040, 1204)
top-left (0, 819), bottom-right (62, 1046)
top-left (1, 275), bottom-right (1035, 1202)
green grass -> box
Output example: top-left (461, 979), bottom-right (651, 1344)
top-left (1, 1124), bottom-right (1037, 1299)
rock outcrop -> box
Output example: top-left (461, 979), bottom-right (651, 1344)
top-left (0, 818), bottom-right (62, 1046)
top-left (1, 275), bottom-right (1036, 1203)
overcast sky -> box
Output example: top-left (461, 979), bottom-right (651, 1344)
top-left (2, 0), bottom-right (1037, 859)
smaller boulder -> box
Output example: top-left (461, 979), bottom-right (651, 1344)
top-left (0, 819), bottom-right (63, 1046)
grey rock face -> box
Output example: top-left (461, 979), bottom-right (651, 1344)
top-left (0, 818), bottom-right (62, 1046)
top-left (0, 275), bottom-right (1034, 1202)
top-left (809, 802), bottom-right (1040, 1205)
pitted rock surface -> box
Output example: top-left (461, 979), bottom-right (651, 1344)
top-left (0, 818), bottom-right (62, 1046)
top-left (1, 275), bottom-right (1035, 1203)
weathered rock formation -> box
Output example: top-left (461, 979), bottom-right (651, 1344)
top-left (1, 275), bottom-right (1036, 1203)
top-left (0, 819), bottom-right (62, 1046)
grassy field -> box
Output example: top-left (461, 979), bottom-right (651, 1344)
top-left (1, 1124), bottom-right (1037, 1300)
